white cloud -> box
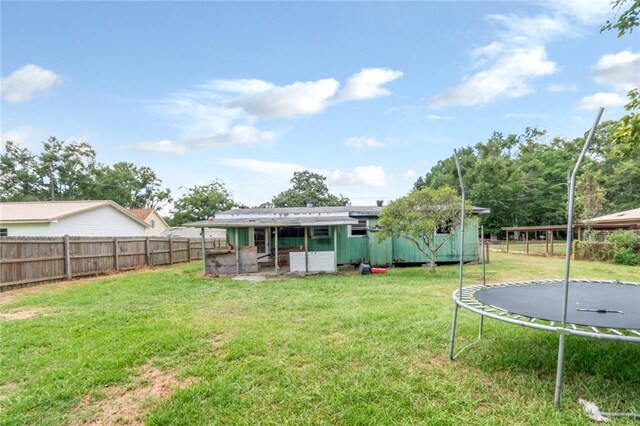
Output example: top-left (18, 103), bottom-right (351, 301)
top-left (577, 92), bottom-right (626, 110)
top-left (403, 169), bottom-right (418, 179)
top-left (339, 68), bottom-right (403, 101)
top-left (189, 125), bottom-right (274, 149)
top-left (547, 83), bottom-right (579, 92)
top-left (345, 136), bottom-right (384, 149)
top-left (544, 0), bottom-right (612, 24)
top-left (431, 47), bottom-right (557, 108)
top-left (232, 79), bottom-right (340, 118)
top-left (217, 158), bottom-right (307, 178)
top-left (132, 139), bottom-right (187, 155)
top-left (146, 68), bottom-right (402, 151)
top-left (486, 13), bottom-right (570, 46)
top-left (1, 127), bottom-right (35, 147)
top-left (328, 165), bottom-right (387, 187)
top-left (591, 50), bottom-right (640, 91)
top-left (1, 64), bottom-right (62, 103)
top-left (427, 114), bottom-right (454, 120)
top-left (201, 79), bottom-right (275, 95)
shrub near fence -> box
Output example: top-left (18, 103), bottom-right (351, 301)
top-left (0, 236), bottom-right (226, 291)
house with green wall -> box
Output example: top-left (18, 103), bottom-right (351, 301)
top-left (186, 205), bottom-right (489, 273)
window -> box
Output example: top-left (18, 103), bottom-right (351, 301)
top-left (311, 226), bottom-right (330, 238)
top-left (278, 227), bottom-right (305, 238)
top-left (349, 220), bottom-right (368, 237)
top-left (0, 228), bottom-right (7, 237)
top-left (150, 219), bottom-right (155, 228)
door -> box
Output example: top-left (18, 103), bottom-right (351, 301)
top-left (254, 227), bottom-right (270, 263)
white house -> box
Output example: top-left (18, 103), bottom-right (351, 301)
top-left (128, 208), bottom-right (170, 236)
top-left (0, 200), bottom-right (149, 237)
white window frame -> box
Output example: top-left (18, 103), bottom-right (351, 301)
top-left (349, 219), bottom-right (368, 237)
top-left (311, 226), bottom-right (330, 239)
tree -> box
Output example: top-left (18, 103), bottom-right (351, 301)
top-left (267, 171), bottom-right (349, 207)
top-left (600, 0), bottom-right (640, 36)
top-left (601, 0), bottom-right (640, 156)
top-left (0, 141), bottom-right (42, 201)
top-left (377, 186), bottom-right (469, 273)
top-left (37, 137), bottom-right (99, 200)
top-left (90, 162), bottom-right (171, 209)
top-left (171, 180), bottom-right (235, 225)
top-left (575, 167), bottom-right (606, 237)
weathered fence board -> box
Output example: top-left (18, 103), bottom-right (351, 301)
top-left (0, 236), bottom-right (226, 291)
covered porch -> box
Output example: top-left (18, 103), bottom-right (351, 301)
top-left (186, 216), bottom-right (359, 275)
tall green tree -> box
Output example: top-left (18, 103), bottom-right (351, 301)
top-left (601, 0), bottom-right (640, 156)
top-left (37, 137), bottom-right (99, 200)
top-left (171, 180), bottom-right (235, 225)
top-left (377, 186), bottom-right (468, 273)
top-left (90, 162), bottom-right (171, 209)
top-left (267, 171), bottom-right (349, 207)
top-left (0, 141), bottom-right (42, 201)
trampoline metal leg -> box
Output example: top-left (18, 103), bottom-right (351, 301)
top-left (554, 333), bottom-right (567, 407)
top-left (478, 316), bottom-right (484, 339)
top-left (448, 304), bottom-right (459, 361)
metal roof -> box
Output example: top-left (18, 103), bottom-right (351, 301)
top-left (218, 205), bottom-right (490, 217)
top-left (0, 200), bottom-right (149, 227)
top-left (590, 208), bottom-right (640, 223)
top-left (184, 216), bottom-right (360, 228)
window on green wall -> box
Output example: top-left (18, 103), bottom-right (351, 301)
top-left (278, 227), bottom-right (305, 238)
top-left (349, 220), bottom-right (368, 237)
top-left (311, 226), bottom-right (330, 238)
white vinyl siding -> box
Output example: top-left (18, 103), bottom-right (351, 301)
top-left (4, 206), bottom-right (146, 237)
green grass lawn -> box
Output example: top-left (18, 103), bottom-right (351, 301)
top-left (1, 253), bottom-right (638, 425)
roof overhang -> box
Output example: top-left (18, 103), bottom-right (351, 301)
top-left (184, 217), bottom-right (360, 228)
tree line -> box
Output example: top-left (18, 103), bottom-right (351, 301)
top-left (413, 121), bottom-right (639, 235)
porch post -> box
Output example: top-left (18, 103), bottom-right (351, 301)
top-left (546, 230), bottom-right (549, 255)
top-left (525, 231), bottom-right (529, 254)
top-left (275, 227), bottom-right (279, 273)
top-left (333, 226), bottom-right (338, 272)
top-left (550, 231), bottom-right (555, 255)
top-left (235, 228), bottom-right (239, 274)
top-left (201, 227), bottom-right (206, 274)
top-left (506, 231), bottom-right (510, 252)
top-left (304, 226), bottom-right (309, 273)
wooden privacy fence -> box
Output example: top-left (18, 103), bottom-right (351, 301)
top-left (0, 236), bottom-right (226, 291)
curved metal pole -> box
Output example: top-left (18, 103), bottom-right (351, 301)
top-left (448, 149), bottom-right (466, 360)
top-left (554, 106), bottom-right (604, 407)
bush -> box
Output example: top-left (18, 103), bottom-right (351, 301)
top-left (606, 230), bottom-right (638, 249)
top-left (612, 247), bottom-right (640, 266)
top-left (605, 230), bottom-right (639, 265)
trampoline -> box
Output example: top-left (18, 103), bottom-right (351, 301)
top-left (447, 107), bottom-right (640, 414)
top-left (455, 279), bottom-right (640, 342)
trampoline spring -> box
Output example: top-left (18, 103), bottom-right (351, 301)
top-left (608, 329), bottom-right (623, 336)
top-left (590, 327), bottom-right (601, 334)
top-left (630, 330), bottom-right (640, 337)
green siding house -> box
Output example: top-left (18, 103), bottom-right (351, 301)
top-left (187, 206), bottom-right (488, 272)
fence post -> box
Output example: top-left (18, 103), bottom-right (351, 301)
top-left (113, 238), bottom-right (119, 271)
top-left (169, 235), bottom-right (173, 265)
top-left (145, 237), bottom-right (150, 265)
top-left (64, 235), bottom-right (72, 280)
top-left (187, 239), bottom-right (192, 262)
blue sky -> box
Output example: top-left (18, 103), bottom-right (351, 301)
top-left (2, 1), bottom-right (639, 209)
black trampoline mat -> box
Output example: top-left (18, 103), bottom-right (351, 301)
top-left (475, 281), bottom-right (640, 329)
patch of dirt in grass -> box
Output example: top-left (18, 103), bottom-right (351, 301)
top-left (407, 354), bottom-right (450, 373)
top-left (323, 331), bottom-right (349, 345)
top-left (0, 307), bottom-right (47, 321)
top-left (74, 362), bottom-right (195, 425)
top-left (0, 382), bottom-right (19, 401)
